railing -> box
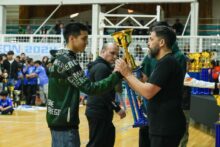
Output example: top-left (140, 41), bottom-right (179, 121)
top-left (0, 34), bottom-right (220, 69)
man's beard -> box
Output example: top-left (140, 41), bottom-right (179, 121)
top-left (149, 47), bottom-right (160, 58)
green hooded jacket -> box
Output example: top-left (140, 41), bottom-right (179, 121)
top-left (46, 49), bottom-right (122, 130)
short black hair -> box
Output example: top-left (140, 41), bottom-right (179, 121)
top-left (64, 22), bottom-right (88, 43)
top-left (27, 58), bottom-right (33, 64)
top-left (152, 26), bottom-right (176, 49)
top-left (149, 21), bottom-right (170, 32)
top-left (0, 90), bottom-right (8, 96)
top-left (7, 50), bottom-right (14, 55)
top-left (18, 63), bottom-right (23, 68)
top-left (34, 60), bottom-right (42, 65)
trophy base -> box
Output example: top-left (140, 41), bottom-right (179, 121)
top-left (133, 118), bottom-right (148, 128)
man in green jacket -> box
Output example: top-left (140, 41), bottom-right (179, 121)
top-left (47, 23), bottom-right (122, 147)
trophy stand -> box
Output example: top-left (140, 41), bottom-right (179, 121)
top-left (215, 95), bottom-right (220, 147)
top-left (112, 29), bottom-right (147, 127)
top-left (124, 67), bottom-right (148, 127)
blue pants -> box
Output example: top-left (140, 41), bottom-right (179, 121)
top-left (50, 129), bottom-right (80, 147)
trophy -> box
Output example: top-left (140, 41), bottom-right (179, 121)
top-left (2, 72), bottom-right (8, 91)
top-left (14, 90), bottom-right (21, 107)
top-left (8, 85), bottom-right (14, 99)
top-left (214, 95), bottom-right (220, 147)
top-left (200, 52), bottom-right (212, 95)
top-left (188, 53), bottom-right (201, 94)
top-left (112, 29), bottom-right (147, 127)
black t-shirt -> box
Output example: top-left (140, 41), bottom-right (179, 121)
top-left (148, 53), bottom-right (186, 136)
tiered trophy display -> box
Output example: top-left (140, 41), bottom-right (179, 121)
top-left (112, 29), bottom-right (147, 127)
top-left (188, 52), bottom-right (213, 95)
top-left (214, 95), bottom-right (220, 147)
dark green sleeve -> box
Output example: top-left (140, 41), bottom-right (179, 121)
top-left (53, 56), bottom-right (122, 95)
top-left (78, 72), bottom-right (122, 95)
top-left (174, 51), bottom-right (187, 75)
top-left (141, 56), bottom-right (152, 77)
top-left (172, 42), bottom-right (187, 75)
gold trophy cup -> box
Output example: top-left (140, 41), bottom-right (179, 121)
top-left (111, 29), bottom-right (137, 70)
top-left (111, 29), bottom-right (147, 127)
top-left (9, 85), bottom-right (14, 99)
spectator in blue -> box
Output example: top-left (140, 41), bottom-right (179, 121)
top-left (0, 55), bottom-right (4, 90)
top-left (32, 60), bottom-right (48, 106)
top-left (0, 91), bottom-right (14, 115)
top-left (14, 63), bottom-right (24, 90)
top-left (25, 58), bottom-right (37, 105)
top-left (22, 59), bottom-right (29, 104)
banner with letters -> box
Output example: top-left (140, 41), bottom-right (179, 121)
top-left (0, 43), bottom-right (63, 60)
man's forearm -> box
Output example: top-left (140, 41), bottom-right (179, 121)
top-left (184, 77), bottom-right (218, 89)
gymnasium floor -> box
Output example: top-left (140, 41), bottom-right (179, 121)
top-left (0, 106), bottom-right (215, 147)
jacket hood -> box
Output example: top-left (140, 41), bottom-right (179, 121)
top-left (87, 56), bottom-right (111, 70)
top-left (50, 49), bottom-right (70, 57)
top-left (50, 49), bottom-right (76, 63)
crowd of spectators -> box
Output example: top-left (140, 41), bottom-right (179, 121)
top-left (0, 51), bottom-right (50, 108)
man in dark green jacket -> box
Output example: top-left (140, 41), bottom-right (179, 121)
top-left (47, 23), bottom-right (122, 147)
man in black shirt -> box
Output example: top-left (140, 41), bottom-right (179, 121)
top-left (3, 51), bottom-right (19, 85)
top-left (115, 26), bottom-right (186, 147)
top-left (86, 43), bottom-right (126, 147)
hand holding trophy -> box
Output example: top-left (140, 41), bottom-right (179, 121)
top-left (112, 29), bottom-right (147, 127)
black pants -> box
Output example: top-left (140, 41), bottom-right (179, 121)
top-left (139, 125), bottom-right (151, 147)
top-left (86, 116), bottom-right (115, 147)
top-left (26, 84), bottom-right (37, 105)
top-left (149, 134), bottom-right (183, 147)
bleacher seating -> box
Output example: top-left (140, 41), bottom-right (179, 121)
top-left (6, 25), bottom-right (54, 34)
top-left (5, 23), bottom-right (220, 36)
top-left (198, 24), bottom-right (220, 35)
